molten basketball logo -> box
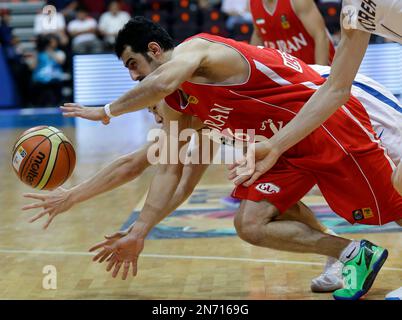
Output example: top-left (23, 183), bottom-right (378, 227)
top-left (26, 152), bottom-right (47, 186)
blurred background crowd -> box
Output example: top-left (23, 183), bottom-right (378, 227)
top-left (0, 0), bottom-right (390, 108)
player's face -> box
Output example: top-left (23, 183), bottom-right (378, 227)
top-left (121, 46), bottom-right (159, 82)
top-left (148, 105), bottom-right (163, 124)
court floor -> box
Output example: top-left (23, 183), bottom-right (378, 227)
top-left (1, 114), bottom-right (401, 300)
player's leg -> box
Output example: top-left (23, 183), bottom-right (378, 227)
top-left (233, 199), bottom-right (351, 257)
top-left (316, 147), bottom-right (401, 300)
top-left (277, 201), bottom-right (328, 233)
top-left (276, 202), bottom-right (344, 292)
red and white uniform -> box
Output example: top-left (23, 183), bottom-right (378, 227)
top-left (249, 0), bottom-right (335, 64)
top-left (165, 34), bottom-right (402, 226)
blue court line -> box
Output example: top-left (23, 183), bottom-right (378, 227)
top-left (321, 74), bottom-right (402, 114)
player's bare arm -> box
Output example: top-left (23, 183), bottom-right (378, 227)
top-left (293, 0), bottom-right (331, 65)
top-left (60, 39), bottom-right (208, 122)
top-left (90, 107), bottom-right (196, 279)
top-left (61, 38), bottom-right (249, 122)
top-left (233, 22), bottom-right (371, 186)
top-left (90, 130), bottom-right (218, 265)
top-left (22, 142), bottom-right (154, 229)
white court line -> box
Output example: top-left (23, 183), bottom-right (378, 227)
top-left (0, 248), bottom-right (401, 272)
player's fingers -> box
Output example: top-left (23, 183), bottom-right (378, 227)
top-left (228, 159), bottom-right (248, 180)
top-left (62, 112), bottom-right (79, 118)
top-left (88, 240), bottom-right (109, 252)
top-left (60, 106), bottom-right (79, 113)
top-left (106, 253), bottom-right (115, 262)
top-left (242, 171), bottom-right (262, 187)
top-left (104, 231), bottom-right (125, 240)
top-left (106, 255), bottom-right (117, 272)
top-left (122, 261), bottom-right (130, 280)
top-left (23, 193), bottom-right (46, 201)
top-left (231, 157), bottom-right (247, 171)
top-left (98, 251), bottom-right (113, 264)
top-left (22, 202), bottom-right (46, 210)
top-left (228, 167), bottom-right (238, 180)
top-left (29, 207), bottom-right (52, 223)
top-left (43, 213), bottom-right (57, 229)
top-left (232, 173), bottom-right (251, 186)
top-left (93, 248), bottom-right (108, 262)
top-left (61, 103), bottom-right (82, 109)
top-left (112, 261), bottom-right (122, 278)
top-left (132, 259), bottom-right (138, 277)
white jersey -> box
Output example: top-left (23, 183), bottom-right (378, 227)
top-left (342, 0), bottom-right (402, 43)
top-left (311, 64), bottom-right (402, 166)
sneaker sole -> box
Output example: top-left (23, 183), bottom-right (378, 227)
top-left (333, 249), bottom-right (388, 300)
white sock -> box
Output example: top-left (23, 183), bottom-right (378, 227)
top-left (339, 240), bottom-right (360, 263)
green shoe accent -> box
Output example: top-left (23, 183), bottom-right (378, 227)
top-left (333, 240), bottom-right (388, 300)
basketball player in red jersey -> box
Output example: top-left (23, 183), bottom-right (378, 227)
top-left (61, 18), bottom-right (402, 299)
top-left (235, 0), bottom-right (402, 198)
top-left (249, 0), bottom-right (335, 65)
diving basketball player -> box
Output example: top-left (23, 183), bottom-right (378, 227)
top-left (233, 0), bottom-right (402, 196)
top-left (58, 17), bottom-right (402, 300)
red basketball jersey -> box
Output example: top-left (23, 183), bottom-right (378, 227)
top-left (165, 34), bottom-right (378, 164)
top-left (249, 0), bottom-right (335, 64)
top-left (164, 34), bottom-right (402, 226)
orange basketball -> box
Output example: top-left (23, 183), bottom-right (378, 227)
top-left (11, 126), bottom-right (76, 190)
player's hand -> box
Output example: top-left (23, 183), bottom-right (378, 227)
top-left (22, 187), bottom-right (74, 229)
top-left (89, 230), bottom-right (144, 280)
top-left (60, 103), bottom-right (110, 125)
top-left (228, 140), bottom-right (281, 187)
top-left (88, 224), bottom-right (135, 264)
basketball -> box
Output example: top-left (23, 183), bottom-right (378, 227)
top-left (11, 126), bottom-right (76, 190)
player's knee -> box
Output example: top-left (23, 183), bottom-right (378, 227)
top-left (234, 200), bottom-right (278, 245)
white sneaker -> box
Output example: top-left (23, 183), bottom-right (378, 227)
top-left (311, 257), bottom-right (344, 292)
top-left (385, 287), bottom-right (402, 300)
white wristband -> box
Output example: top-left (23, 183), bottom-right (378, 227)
top-left (104, 103), bottom-right (115, 118)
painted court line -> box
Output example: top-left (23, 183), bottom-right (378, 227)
top-left (0, 248), bottom-right (401, 272)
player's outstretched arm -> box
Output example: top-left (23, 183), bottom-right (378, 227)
top-left (89, 109), bottom-right (194, 279)
top-left (233, 24), bottom-right (371, 186)
top-left (22, 142), bottom-right (154, 229)
top-left (61, 39), bottom-right (208, 123)
top-left (90, 129), bottom-right (219, 269)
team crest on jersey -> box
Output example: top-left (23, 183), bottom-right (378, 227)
top-left (352, 207), bottom-right (374, 221)
top-left (281, 15), bottom-right (290, 29)
top-left (188, 95), bottom-right (199, 105)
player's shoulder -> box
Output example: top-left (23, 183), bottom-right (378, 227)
top-left (292, 0), bottom-right (315, 13)
top-left (175, 34), bottom-right (216, 55)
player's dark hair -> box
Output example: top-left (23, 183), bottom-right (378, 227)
top-left (115, 16), bottom-right (174, 59)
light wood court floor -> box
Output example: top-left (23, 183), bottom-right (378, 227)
top-left (0, 127), bottom-right (401, 300)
